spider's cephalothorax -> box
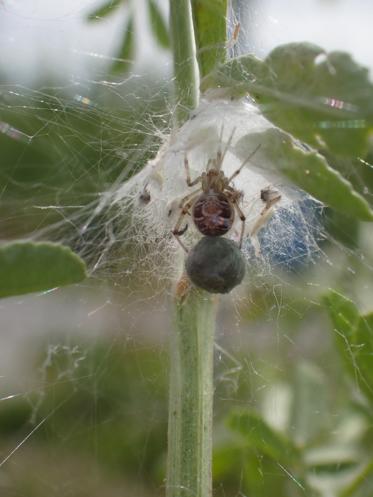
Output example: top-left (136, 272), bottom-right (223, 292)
top-left (171, 140), bottom-right (279, 253)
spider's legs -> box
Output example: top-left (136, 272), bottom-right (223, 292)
top-left (184, 155), bottom-right (202, 187)
top-left (216, 124), bottom-right (225, 166)
top-left (172, 194), bottom-right (199, 252)
top-left (227, 144), bottom-right (261, 183)
top-left (232, 199), bottom-right (246, 249)
top-left (177, 188), bottom-right (201, 209)
top-left (225, 188), bottom-right (246, 247)
top-left (216, 127), bottom-right (236, 170)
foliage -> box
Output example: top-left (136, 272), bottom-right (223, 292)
top-left (0, 83), bottom-right (168, 298)
top-left (148, 0), bottom-right (170, 49)
top-left (87, 0), bottom-right (125, 21)
top-left (324, 291), bottom-right (373, 404)
top-left (236, 129), bottom-right (373, 221)
top-left (2, 328), bottom-right (372, 496)
top-left (1, 1), bottom-right (373, 497)
top-left (202, 43), bottom-right (373, 157)
top-left (191, 0), bottom-right (227, 78)
top-left (87, 0), bottom-right (170, 74)
top-left (0, 242), bottom-right (86, 298)
top-left (111, 14), bottom-right (135, 73)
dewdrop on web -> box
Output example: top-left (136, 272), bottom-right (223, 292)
top-left (112, 96), bottom-right (323, 292)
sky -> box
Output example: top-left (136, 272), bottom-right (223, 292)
top-left (0, 0), bottom-right (371, 85)
top-left (0, 0), bottom-right (170, 84)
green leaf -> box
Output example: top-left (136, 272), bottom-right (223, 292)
top-left (242, 452), bottom-right (310, 497)
top-left (111, 15), bottom-right (135, 74)
top-left (202, 43), bottom-right (373, 157)
top-left (324, 291), bottom-right (373, 402)
top-left (324, 210), bottom-right (360, 249)
top-left (213, 445), bottom-right (242, 479)
top-left (86, 0), bottom-right (124, 22)
top-left (147, 0), bottom-right (170, 49)
top-left (323, 291), bottom-right (360, 377)
top-left (305, 445), bottom-right (359, 475)
top-left (235, 129), bottom-right (373, 221)
top-left (228, 410), bottom-right (299, 463)
top-left (321, 154), bottom-right (373, 207)
top-left (201, 51), bottom-right (263, 96)
top-left (339, 459), bottom-right (373, 497)
top-left (353, 314), bottom-right (373, 399)
top-left (191, 0), bottom-right (227, 78)
top-left (0, 241), bottom-right (86, 299)
top-left (291, 362), bottom-right (327, 446)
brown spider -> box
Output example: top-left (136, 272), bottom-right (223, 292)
top-left (172, 140), bottom-right (281, 252)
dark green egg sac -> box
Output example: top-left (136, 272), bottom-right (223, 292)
top-left (185, 237), bottom-right (246, 294)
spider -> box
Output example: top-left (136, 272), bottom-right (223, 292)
top-left (172, 138), bottom-right (281, 252)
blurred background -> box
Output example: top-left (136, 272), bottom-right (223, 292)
top-left (1, 1), bottom-right (373, 496)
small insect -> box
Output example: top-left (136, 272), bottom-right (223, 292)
top-left (260, 187), bottom-right (282, 207)
top-left (172, 136), bottom-right (281, 253)
top-left (256, 187), bottom-right (282, 228)
top-left (139, 184), bottom-right (151, 204)
top-left (227, 21), bottom-right (240, 50)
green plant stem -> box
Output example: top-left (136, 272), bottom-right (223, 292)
top-left (191, 0), bottom-right (227, 78)
top-left (167, 288), bottom-right (217, 497)
top-left (169, 0), bottom-right (199, 124)
top-left (167, 2), bottom-right (220, 495)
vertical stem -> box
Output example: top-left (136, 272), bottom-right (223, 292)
top-left (169, 0), bottom-right (199, 124)
top-left (167, 2), bottom-right (221, 495)
top-left (167, 288), bottom-right (217, 497)
top-left (191, 0), bottom-right (228, 78)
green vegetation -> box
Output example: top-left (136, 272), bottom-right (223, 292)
top-left (1, 1), bottom-right (373, 496)
top-left (0, 242), bottom-right (86, 298)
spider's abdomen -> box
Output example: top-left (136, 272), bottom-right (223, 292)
top-left (193, 193), bottom-right (234, 237)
